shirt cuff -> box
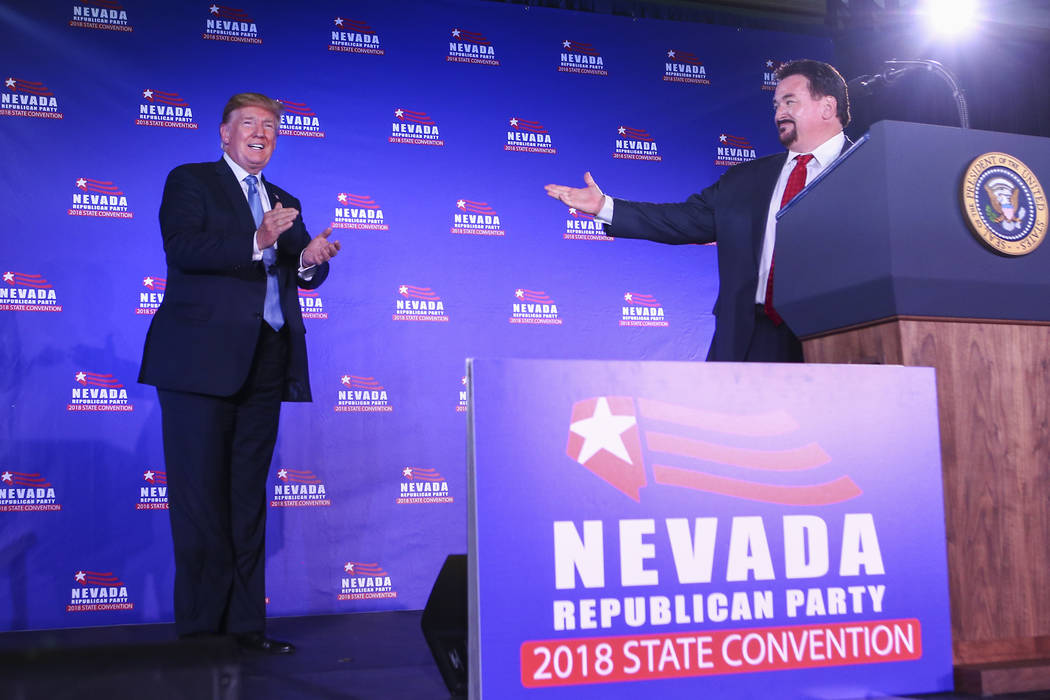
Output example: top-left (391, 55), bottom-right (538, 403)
top-left (252, 231), bottom-right (263, 261)
top-left (298, 251), bottom-right (316, 281)
top-left (595, 195), bottom-right (614, 224)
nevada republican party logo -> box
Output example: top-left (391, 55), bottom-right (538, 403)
top-left (70, 1), bottom-right (132, 32)
top-left (136, 89), bottom-right (197, 129)
top-left (614, 126), bottom-right (661, 162)
top-left (271, 468), bottom-right (331, 507)
top-left (329, 16), bottom-right (384, 54)
top-left (396, 466), bottom-right (453, 504)
top-left (339, 561), bottom-right (396, 600)
top-left (1, 77), bottom-right (63, 119)
top-left (559, 40), bottom-right (607, 76)
top-left (68, 570), bottom-right (133, 612)
top-left (203, 4), bottom-right (262, 44)
top-left (276, 99), bottom-right (325, 138)
top-left (715, 133), bottom-right (756, 166)
top-left (333, 192), bottom-right (388, 230)
top-left (1, 271), bottom-right (62, 312)
top-left (0, 470), bottom-right (61, 511)
top-left (334, 374), bottom-right (392, 412)
top-left (505, 117), bottom-right (556, 154)
top-left (68, 177), bottom-right (133, 219)
top-left (136, 275), bottom-right (165, 315)
top-left (563, 208), bottom-right (610, 241)
top-left (137, 468), bottom-right (168, 510)
top-left (664, 49), bottom-right (709, 84)
top-left (447, 27), bottom-right (500, 66)
top-left (566, 396), bottom-right (860, 505)
top-left (389, 108), bottom-right (443, 146)
top-left (68, 371), bottom-right (133, 412)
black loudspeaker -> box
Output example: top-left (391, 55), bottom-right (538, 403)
top-left (0, 636), bottom-right (239, 700)
top-left (421, 553), bottom-right (468, 696)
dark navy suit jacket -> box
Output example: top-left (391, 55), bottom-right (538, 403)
top-left (139, 158), bottom-right (328, 401)
top-left (605, 141), bottom-right (849, 361)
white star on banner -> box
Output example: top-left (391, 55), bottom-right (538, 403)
top-left (403, 467), bottom-right (413, 477)
top-left (618, 126), bottom-right (626, 135)
top-left (456, 199), bottom-right (466, 209)
top-left (667, 50), bottom-right (675, 58)
top-left (509, 118), bottom-right (518, 127)
top-left (341, 375), bottom-right (351, 386)
top-left (209, 5), bottom-right (220, 15)
top-left (394, 108), bottom-right (404, 119)
top-left (514, 289), bottom-right (524, 299)
top-left (75, 571), bottom-right (87, 583)
top-left (75, 371), bottom-right (87, 383)
top-left (1, 472), bottom-right (12, 483)
top-left (5, 78), bottom-right (15, 89)
top-left (569, 397), bottom-right (636, 464)
top-left (143, 470), bottom-right (155, 481)
top-left (624, 292), bottom-right (632, 301)
top-left (3, 272), bottom-right (14, 283)
top-left (344, 562), bottom-right (354, 573)
top-left (562, 40), bottom-right (571, 49)
top-left (337, 193), bottom-right (347, 203)
top-left (398, 285), bottom-right (408, 294)
top-left (452, 28), bottom-right (461, 38)
top-left (76, 178), bottom-right (87, 189)
top-left (720, 134), bottom-right (727, 142)
top-left (278, 469), bottom-right (288, 479)
top-left (334, 17), bottom-right (344, 27)
top-left (142, 88), bottom-right (153, 100)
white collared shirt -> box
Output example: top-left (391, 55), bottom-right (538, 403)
top-left (755, 131), bottom-right (846, 302)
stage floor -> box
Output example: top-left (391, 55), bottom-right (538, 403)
top-left (0, 611), bottom-right (1046, 699)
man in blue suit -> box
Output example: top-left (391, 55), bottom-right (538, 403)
top-left (546, 59), bottom-right (852, 362)
top-left (139, 93), bottom-right (340, 653)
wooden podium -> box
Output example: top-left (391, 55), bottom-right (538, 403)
top-left (775, 120), bottom-right (1050, 695)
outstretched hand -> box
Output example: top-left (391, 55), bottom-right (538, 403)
top-left (302, 227), bottom-right (341, 268)
top-left (544, 171), bottom-right (605, 216)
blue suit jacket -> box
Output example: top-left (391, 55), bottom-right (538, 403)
top-left (605, 142), bottom-right (849, 361)
top-left (139, 158), bottom-right (328, 401)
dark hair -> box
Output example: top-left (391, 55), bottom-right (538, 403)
top-left (221, 93), bottom-right (283, 124)
top-left (775, 59), bottom-right (850, 128)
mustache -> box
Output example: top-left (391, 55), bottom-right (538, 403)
top-left (777, 118), bottom-right (795, 127)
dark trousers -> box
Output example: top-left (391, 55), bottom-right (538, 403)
top-left (744, 305), bottom-right (805, 362)
top-left (158, 324), bottom-right (288, 637)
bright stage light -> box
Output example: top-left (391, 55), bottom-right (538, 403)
top-left (920, 0), bottom-right (979, 37)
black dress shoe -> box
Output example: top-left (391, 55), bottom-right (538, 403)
top-left (235, 632), bottom-right (295, 654)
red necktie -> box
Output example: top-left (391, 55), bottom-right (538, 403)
top-left (764, 153), bottom-right (814, 325)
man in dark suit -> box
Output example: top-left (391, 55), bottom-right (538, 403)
top-left (545, 59), bottom-right (851, 362)
top-left (139, 93), bottom-right (340, 653)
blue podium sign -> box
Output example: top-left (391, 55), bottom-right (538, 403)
top-left (467, 359), bottom-right (952, 699)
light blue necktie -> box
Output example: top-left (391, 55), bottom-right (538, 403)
top-left (245, 175), bottom-right (284, 331)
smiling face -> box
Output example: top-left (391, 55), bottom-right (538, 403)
top-left (220, 105), bottom-right (278, 174)
top-left (772, 73), bottom-right (837, 153)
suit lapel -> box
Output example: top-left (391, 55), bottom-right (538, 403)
top-left (214, 159), bottom-right (256, 236)
top-left (752, 152), bottom-right (788, 265)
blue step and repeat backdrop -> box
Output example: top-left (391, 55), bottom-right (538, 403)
top-left (0, 0), bottom-right (828, 630)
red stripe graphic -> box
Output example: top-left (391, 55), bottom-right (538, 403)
top-left (399, 285), bottom-right (440, 300)
top-left (652, 465), bottom-right (862, 506)
top-left (75, 571), bottom-right (123, 586)
top-left (276, 99), bottom-right (315, 116)
top-left (74, 371), bottom-right (123, 388)
top-left (278, 468), bottom-right (322, 484)
top-left (344, 561), bottom-right (388, 576)
top-left (142, 276), bottom-right (166, 291)
top-left (394, 108), bottom-right (434, 125)
top-left (336, 18), bottom-right (376, 33)
top-left (566, 396), bottom-right (862, 505)
top-left (4, 272), bottom-right (52, 288)
top-left (569, 208), bottom-right (595, 220)
top-left (143, 470), bottom-right (167, 485)
top-left (144, 89), bottom-right (188, 107)
top-left (337, 193), bottom-right (379, 208)
top-left (624, 292), bottom-right (660, 307)
top-left (456, 199), bottom-right (496, 214)
top-left (516, 289), bottom-right (553, 303)
top-left (298, 288), bottom-right (319, 297)
top-left (562, 40), bottom-right (599, 56)
top-left (1, 471), bottom-right (51, 487)
top-left (5, 78), bottom-right (53, 96)
top-left (404, 467), bottom-right (444, 482)
top-left (83, 0), bottom-right (123, 8)
top-left (618, 126), bottom-right (654, 141)
top-left (76, 179), bottom-right (123, 195)
top-left (509, 118), bottom-right (548, 133)
top-left (341, 375), bottom-right (384, 390)
top-left (667, 49), bottom-right (702, 65)
top-left (451, 28), bottom-right (490, 45)
top-left (210, 5), bottom-right (253, 21)
top-left (721, 134), bottom-right (751, 148)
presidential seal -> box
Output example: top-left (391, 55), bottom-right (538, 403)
top-left (961, 152), bottom-right (1047, 256)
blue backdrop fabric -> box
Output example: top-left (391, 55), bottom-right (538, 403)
top-left (0, 0), bottom-right (829, 631)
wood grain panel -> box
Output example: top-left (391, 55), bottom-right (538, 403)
top-left (802, 319), bottom-right (1050, 666)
